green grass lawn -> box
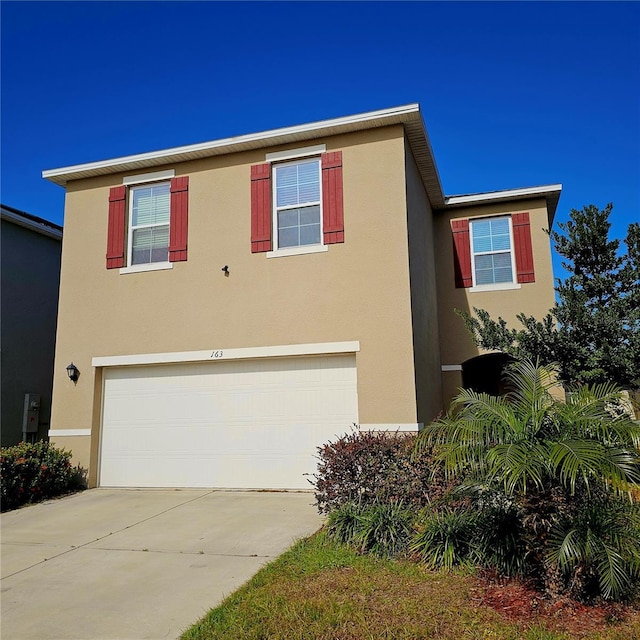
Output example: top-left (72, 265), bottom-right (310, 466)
top-left (180, 532), bottom-right (640, 640)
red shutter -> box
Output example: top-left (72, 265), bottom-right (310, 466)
top-left (251, 163), bottom-right (272, 253)
top-left (451, 219), bottom-right (472, 288)
top-left (512, 212), bottom-right (535, 283)
top-left (106, 186), bottom-right (126, 269)
top-left (321, 151), bottom-right (344, 244)
top-left (169, 176), bottom-right (189, 262)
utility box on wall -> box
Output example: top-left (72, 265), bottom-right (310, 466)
top-left (22, 393), bottom-right (41, 437)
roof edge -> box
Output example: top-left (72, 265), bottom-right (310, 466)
top-left (1, 204), bottom-right (63, 239)
top-left (442, 184), bottom-right (562, 225)
top-left (42, 104), bottom-right (422, 184)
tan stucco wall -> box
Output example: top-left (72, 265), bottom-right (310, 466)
top-left (404, 141), bottom-right (443, 424)
top-left (50, 125), bottom-right (424, 480)
top-left (434, 199), bottom-right (556, 406)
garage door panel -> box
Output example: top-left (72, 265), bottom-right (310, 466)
top-left (100, 355), bottom-right (357, 488)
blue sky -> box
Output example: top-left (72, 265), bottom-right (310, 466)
top-left (2, 1), bottom-right (638, 278)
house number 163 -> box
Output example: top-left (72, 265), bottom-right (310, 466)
top-left (210, 350), bottom-right (224, 359)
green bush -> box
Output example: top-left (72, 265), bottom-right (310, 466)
top-left (326, 500), bottom-right (415, 559)
top-left (410, 508), bottom-right (478, 570)
top-left (415, 359), bottom-right (640, 602)
top-left (313, 428), bottom-right (449, 514)
top-left (1, 441), bottom-right (83, 511)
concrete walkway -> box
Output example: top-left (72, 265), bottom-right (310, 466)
top-left (1, 489), bottom-right (323, 639)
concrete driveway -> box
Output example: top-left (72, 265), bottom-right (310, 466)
top-left (1, 489), bottom-right (323, 640)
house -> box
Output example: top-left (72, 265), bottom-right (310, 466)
top-left (1, 204), bottom-right (63, 446)
top-left (42, 104), bottom-right (560, 489)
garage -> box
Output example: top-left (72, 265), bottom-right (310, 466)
top-left (99, 354), bottom-right (358, 489)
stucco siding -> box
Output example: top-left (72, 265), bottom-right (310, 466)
top-left (50, 125), bottom-right (422, 478)
top-left (434, 199), bottom-right (556, 405)
top-left (404, 140), bottom-right (442, 424)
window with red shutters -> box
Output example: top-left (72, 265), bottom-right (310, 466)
top-left (105, 176), bottom-right (189, 269)
top-left (452, 213), bottom-right (535, 288)
top-left (251, 150), bottom-right (344, 254)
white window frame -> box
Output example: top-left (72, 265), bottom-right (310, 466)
top-left (469, 216), bottom-right (520, 292)
top-left (120, 180), bottom-right (173, 275)
top-left (267, 156), bottom-right (327, 258)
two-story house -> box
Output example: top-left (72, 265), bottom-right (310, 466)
top-left (43, 104), bottom-right (560, 489)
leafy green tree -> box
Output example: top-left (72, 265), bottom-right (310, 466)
top-left (415, 360), bottom-right (640, 600)
top-left (460, 204), bottom-right (640, 389)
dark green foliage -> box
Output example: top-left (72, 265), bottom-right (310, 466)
top-left (313, 429), bottom-right (448, 514)
top-left (1, 441), bottom-right (83, 511)
top-left (410, 508), bottom-right (478, 570)
top-left (546, 487), bottom-right (640, 601)
top-left (414, 360), bottom-right (640, 601)
top-left (460, 204), bottom-right (640, 389)
top-left (326, 500), bottom-right (415, 558)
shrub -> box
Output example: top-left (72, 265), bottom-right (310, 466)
top-left (410, 508), bottom-right (478, 570)
top-left (313, 428), bottom-right (448, 514)
top-left (415, 359), bottom-right (640, 602)
top-left (546, 485), bottom-right (640, 601)
top-left (1, 441), bottom-right (83, 511)
top-left (326, 500), bottom-right (415, 558)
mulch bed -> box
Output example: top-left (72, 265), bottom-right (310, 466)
top-left (472, 571), bottom-right (634, 637)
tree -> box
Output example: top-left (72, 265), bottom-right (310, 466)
top-left (460, 204), bottom-right (640, 389)
top-left (415, 359), bottom-right (640, 600)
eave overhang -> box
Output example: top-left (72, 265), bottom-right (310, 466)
top-left (1, 204), bottom-right (62, 240)
top-left (42, 104), bottom-right (447, 209)
top-left (442, 184), bottom-right (562, 226)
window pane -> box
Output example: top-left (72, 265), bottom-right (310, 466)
top-left (132, 184), bottom-right (170, 226)
top-left (277, 205), bottom-right (321, 248)
top-left (275, 160), bottom-right (319, 207)
top-left (300, 223), bottom-right (321, 246)
top-left (131, 225), bottom-right (169, 265)
top-left (474, 253), bottom-right (513, 285)
top-left (278, 227), bottom-right (299, 248)
top-left (278, 209), bottom-right (299, 230)
top-left (299, 205), bottom-right (320, 226)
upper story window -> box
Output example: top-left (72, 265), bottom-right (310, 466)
top-left (250, 148), bottom-right (344, 257)
top-left (451, 212), bottom-right (535, 290)
top-left (129, 183), bottom-right (170, 265)
top-left (470, 216), bottom-right (515, 286)
top-left (106, 171), bottom-right (189, 273)
top-left (273, 159), bottom-right (321, 249)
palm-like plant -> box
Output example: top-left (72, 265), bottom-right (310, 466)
top-left (416, 359), bottom-right (640, 497)
top-left (415, 359), bottom-right (640, 600)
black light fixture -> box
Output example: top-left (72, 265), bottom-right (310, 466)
top-left (221, 265), bottom-right (229, 276)
top-left (66, 362), bottom-right (80, 383)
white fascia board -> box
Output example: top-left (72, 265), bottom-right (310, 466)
top-left (444, 184), bottom-right (562, 207)
top-left (92, 341), bottom-right (361, 368)
top-left (42, 104), bottom-right (420, 185)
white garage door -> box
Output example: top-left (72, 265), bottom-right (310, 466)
top-left (99, 355), bottom-right (358, 489)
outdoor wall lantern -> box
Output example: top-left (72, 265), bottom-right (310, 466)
top-left (66, 362), bottom-right (80, 383)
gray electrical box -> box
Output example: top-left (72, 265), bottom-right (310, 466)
top-left (22, 393), bottom-right (40, 434)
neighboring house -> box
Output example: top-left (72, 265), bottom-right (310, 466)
top-left (42, 104), bottom-right (560, 489)
top-left (1, 204), bottom-right (63, 447)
